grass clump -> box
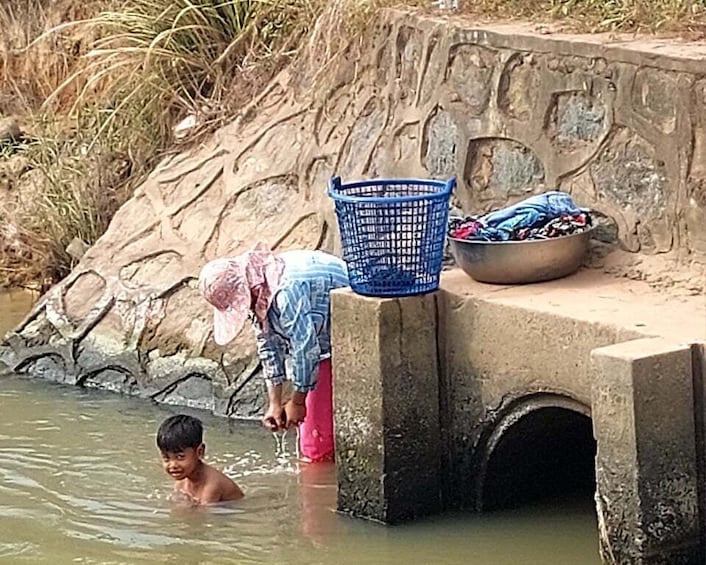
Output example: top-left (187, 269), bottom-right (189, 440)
top-left (0, 107), bottom-right (153, 288)
top-left (46, 0), bottom-right (324, 146)
top-left (0, 0), bottom-right (321, 289)
top-left (0, 0), bottom-right (113, 114)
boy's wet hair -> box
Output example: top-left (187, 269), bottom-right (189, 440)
top-left (157, 414), bottom-right (203, 453)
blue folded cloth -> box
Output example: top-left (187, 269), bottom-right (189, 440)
top-left (475, 191), bottom-right (582, 241)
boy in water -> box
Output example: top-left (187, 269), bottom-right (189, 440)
top-left (157, 414), bottom-right (244, 505)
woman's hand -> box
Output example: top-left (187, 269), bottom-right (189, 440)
top-left (284, 392), bottom-right (307, 429)
top-left (263, 402), bottom-right (285, 432)
top-left (263, 383), bottom-right (285, 431)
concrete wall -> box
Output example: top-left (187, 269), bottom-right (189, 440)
top-left (332, 281), bottom-right (705, 564)
top-left (436, 287), bottom-right (642, 510)
top-left (332, 291), bottom-right (441, 523)
top-left (592, 339), bottom-right (701, 564)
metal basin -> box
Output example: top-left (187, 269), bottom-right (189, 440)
top-left (448, 227), bottom-right (595, 285)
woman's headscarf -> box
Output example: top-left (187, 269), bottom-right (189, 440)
top-left (198, 242), bottom-right (285, 345)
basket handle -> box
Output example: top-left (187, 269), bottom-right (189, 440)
top-left (328, 176), bottom-right (342, 197)
top-left (445, 176), bottom-right (457, 194)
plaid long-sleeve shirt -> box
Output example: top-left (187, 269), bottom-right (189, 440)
top-left (254, 250), bottom-right (349, 392)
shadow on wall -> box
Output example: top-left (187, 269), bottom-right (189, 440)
top-left (480, 407), bottom-right (597, 511)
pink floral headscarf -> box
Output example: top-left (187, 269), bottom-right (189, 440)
top-left (198, 242), bottom-right (285, 345)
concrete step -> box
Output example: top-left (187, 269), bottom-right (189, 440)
top-left (441, 267), bottom-right (705, 344)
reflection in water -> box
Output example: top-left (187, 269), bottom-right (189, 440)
top-left (0, 291), bottom-right (600, 564)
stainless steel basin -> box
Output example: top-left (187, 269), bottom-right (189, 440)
top-left (448, 227), bottom-right (595, 285)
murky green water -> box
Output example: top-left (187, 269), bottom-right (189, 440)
top-left (0, 290), bottom-right (601, 565)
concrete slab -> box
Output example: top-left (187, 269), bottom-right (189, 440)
top-left (591, 338), bottom-right (700, 564)
top-left (331, 289), bottom-right (442, 524)
top-left (441, 268), bottom-right (705, 344)
top-left (331, 268), bottom-right (706, 561)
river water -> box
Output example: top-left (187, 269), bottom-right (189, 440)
top-left (0, 290), bottom-right (601, 564)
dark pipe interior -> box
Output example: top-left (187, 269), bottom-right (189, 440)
top-left (482, 407), bottom-right (596, 511)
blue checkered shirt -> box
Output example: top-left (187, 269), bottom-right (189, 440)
top-left (254, 250), bottom-right (349, 392)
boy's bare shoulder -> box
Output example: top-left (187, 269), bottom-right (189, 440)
top-left (204, 463), bottom-right (244, 502)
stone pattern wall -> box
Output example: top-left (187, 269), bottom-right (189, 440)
top-left (2, 11), bottom-right (704, 417)
top-left (417, 27), bottom-right (704, 257)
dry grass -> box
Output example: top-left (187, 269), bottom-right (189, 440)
top-left (0, 0), bottom-right (321, 288)
top-left (456, 0), bottom-right (706, 33)
top-left (0, 0), bottom-right (117, 114)
top-left (0, 0), bottom-right (425, 289)
top-left (0, 106), bottom-right (154, 288)
top-left (42, 1), bottom-right (314, 142)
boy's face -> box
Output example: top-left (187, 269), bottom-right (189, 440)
top-left (160, 444), bottom-right (205, 480)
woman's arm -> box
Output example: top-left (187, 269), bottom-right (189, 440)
top-left (255, 327), bottom-right (286, 387)
top-left (274, 284), bottom-right (321, 393)
top-left (255, 325), bottom-right (288, 430)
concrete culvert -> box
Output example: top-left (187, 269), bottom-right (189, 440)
top-left (482, 407), bottom-right (596, 511)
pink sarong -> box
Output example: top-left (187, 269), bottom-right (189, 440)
top-left (299, 359), bottom-right (334, 463)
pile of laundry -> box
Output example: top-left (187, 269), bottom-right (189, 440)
top-left (448, 191), bottom-right (592, 242)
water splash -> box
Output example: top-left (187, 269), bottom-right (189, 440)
top-left (272, 427), bottom-right (301, 462)
top-left (221, 429), bottom-right (303, 479)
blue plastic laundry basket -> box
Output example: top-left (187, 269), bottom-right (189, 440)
top-left (328, 176), bottom-right (456, 297)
